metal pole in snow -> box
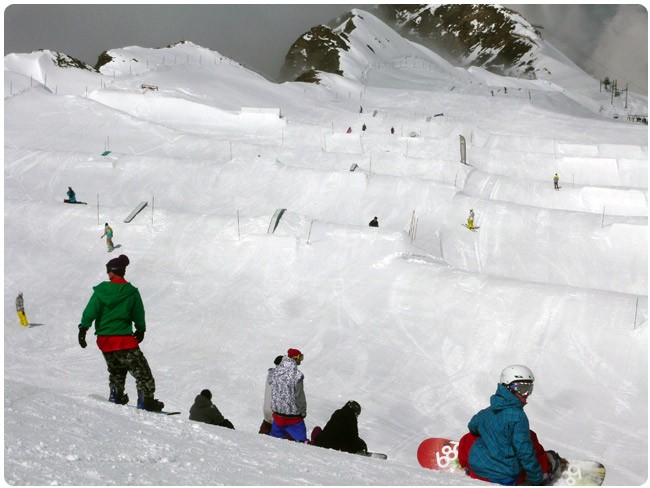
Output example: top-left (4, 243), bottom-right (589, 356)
top-left (633, 297), bottom-right (639, 329)
top-left (307, 219), bottom-right (314, 244)
top-left (601, 206), bottom-right (605, 227)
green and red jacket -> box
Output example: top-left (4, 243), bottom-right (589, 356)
top-left (80, 277), bottom-right (145, 352)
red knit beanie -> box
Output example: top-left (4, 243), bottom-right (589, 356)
top-left (287, 348), bottom-right (303, 359)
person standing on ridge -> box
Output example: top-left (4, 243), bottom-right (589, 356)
top-left (467, 209), bottom-right (475, 230)
top-left (101, 223), bottom-right (114, 252)
top-left (16, 292), bottom-right (28, 326)
top-left (456, 365), bottom-right (563, 485)
top-left (259, 355), bottom-right (284, 435)
top-left (269, 348), bottom-right (308, 442)
top-left (78, 254), bottom-right (164, 412)
top-left (189, 389), bottom-right (235, 429)
top-left (312, 400), bottom-right (368, 454)
top-left (554, 174), bottom-right (560, 190)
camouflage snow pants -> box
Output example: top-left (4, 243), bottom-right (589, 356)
top-left (102, 348), bottom-right (156, 397)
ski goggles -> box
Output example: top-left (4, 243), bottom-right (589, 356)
top-left (508, 381), bottom-right (534, 397)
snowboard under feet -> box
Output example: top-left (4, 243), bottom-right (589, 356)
top-left (89, 393), bottom-right (180, 416)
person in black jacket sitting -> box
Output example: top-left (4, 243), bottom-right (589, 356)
top-left (313, 400), bottom-right (367, 454)
top-left (189, 389), bottom-right (234, 429)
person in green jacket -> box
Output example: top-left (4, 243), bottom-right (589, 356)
top-left (78, 254), bottom-right (164, 411)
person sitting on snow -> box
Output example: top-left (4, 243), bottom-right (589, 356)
top-left (259, 355), bottom-right (284, 435)
top-left (456, 365), bottom-right (563, 485)
top-left (312, 400), bottom-right (367, 454)
top-left (189, 389), bottom-right (234, 429)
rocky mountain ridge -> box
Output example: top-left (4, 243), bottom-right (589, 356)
top-left (281, 4), bottom-right (546, 82)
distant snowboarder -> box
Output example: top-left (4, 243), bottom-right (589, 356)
top-left (362, 123), bottom-right (367, 132)
top-left (369, 216), bottom-right (379, 228)
top-left (467, 209), bottom-right (475, 230)
top-left (66, 187), bottom-right (77, 203)
top-left (346, 127), bottom-right (352, 134)
top-left (101, 223), bottom-right (114, 252)
top-left (390, 127), bottom-right (395, 135)
top-left (456, 365), bottom-right (564, 485)
top-left (16, 292), bottom-right (28, 326)
top-left (554, 174), bottom-right (560, 190)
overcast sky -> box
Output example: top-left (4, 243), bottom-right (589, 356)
top-left (3, 4), bottom-right (648, 95)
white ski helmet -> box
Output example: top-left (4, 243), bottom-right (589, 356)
top-left (500, 365), bottom-right (534, 386)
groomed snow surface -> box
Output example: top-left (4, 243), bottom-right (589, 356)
top-left (4, 35), bottom-right (648, 486)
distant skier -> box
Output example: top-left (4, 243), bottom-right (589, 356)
top-left (554, 174), bottom-right (560, 190)
top-left (101, 223), bottom-right (114, 252)
top-left (312, 400), bottom-right (368, 454)
top-left (390, 127), bottom-right (395, 135)
top-left (369, 216), bottom-right (379, 228)
top-left (189, 389), bottom-right (235, 429)
top-left (269, 348), bottom-right (308, 442)
top-left (259, 355), bottom-right (284, 435)
top-left (362, 123), bottom-right (367, 132)
top-left (467, 209), bottom-right (475, 230)
top-left (359, 105), bottom-right (363, 114)
top-left (78, 254), bottom-right (165, 412)
top-left (456, 365), bottom-right (564, 485)
top-left (346, 127), bottom-right (352, 134)
top-left (16, 292), bottom-right (28, 326)
top-left (66, 187), bottom-right (77, 203)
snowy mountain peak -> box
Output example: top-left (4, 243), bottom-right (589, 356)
top-left (281, 5), bottom-right (552, 83)
top-left (95, 40), bottom-right (227, 75)
top-left (383, 4), bottom-right (544, 78)
top-left (281, 8), bottom-right (458, 83)
top-left (4, 49), bottom-right (96, 75)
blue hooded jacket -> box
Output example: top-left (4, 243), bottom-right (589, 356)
top-left (467, 384), bottom-right (543, 485)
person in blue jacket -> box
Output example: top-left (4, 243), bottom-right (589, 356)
top-left (457, 365), bottom-right (563, 485)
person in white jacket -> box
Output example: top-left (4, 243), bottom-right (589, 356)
top-left (259, 355), bottom-right (283, 434)
top-left (269, 348), bottom-right (308, 442)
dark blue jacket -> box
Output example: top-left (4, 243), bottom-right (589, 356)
top-left (467, 384), bottom-right (543, 485)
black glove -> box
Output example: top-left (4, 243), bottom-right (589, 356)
top-left (78, 326), bottom-right (87, 348)
top-left (133, 330), bottom-right (145, 343)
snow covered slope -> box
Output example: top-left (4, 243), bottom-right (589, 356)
top-left (4, 28), bottom-right (647, 486)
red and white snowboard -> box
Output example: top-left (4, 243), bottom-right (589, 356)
top-left (417, 437), bottom-right (606, 486)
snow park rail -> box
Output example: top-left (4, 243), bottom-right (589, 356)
top-left (267, 208), bottom-right (286, 234)
top-left (124, 201), bottom-right (148, 223)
